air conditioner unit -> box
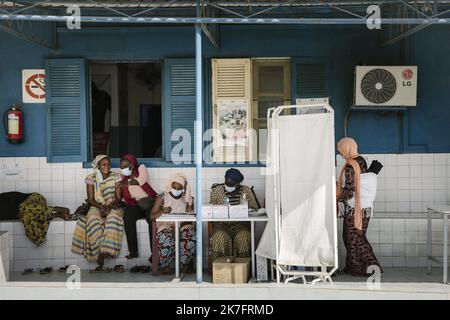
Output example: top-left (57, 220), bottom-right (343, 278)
top-left (354, 66), bottom-right (417, 106)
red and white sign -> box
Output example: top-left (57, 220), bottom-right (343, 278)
top-left (22, 69), bottom-right (46, 103)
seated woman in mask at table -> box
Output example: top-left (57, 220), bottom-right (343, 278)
top-left (209, 168), bottom-right (259, 263)
top-left (150, 172), bottom-right (196, 273)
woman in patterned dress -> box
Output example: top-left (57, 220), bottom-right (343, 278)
top-left (336, 138), bottom-right (382, 277)
top-left (150, 172), bottom-right (196, 273)
top-left (71, 155), bottom-right (124, 271)
top-left (209, 168), bottom-right (259, 263)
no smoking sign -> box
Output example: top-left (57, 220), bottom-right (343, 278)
top-left (22, 69), bottom-right (46, 103)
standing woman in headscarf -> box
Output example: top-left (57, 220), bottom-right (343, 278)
top-left (336, 137), bottom-right (382, 276)
top-left (72, 155), bottom-right (124, 271)
top-left (120, 153), bottom-right (157, 260)
top-left (209, 168), bottom-right (259, 263)
top-left (150, 173), bottom-right (196, 273)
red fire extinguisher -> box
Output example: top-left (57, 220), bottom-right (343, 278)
top-left (3, 104), bottom-right (24, 144)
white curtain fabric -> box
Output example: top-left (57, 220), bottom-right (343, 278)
top-left (255, 117), bottom-right (277, 260)
top-left (256, 109), bottom-right (336, 266)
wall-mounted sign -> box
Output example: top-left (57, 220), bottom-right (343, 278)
top-left (22, 69), bottom-right (46, 103)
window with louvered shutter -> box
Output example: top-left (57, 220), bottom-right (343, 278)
top-left (45, 59), bottom-right (88, 163)
top-left (292, 57), bottom-right (330, 100)
top-left (212, 58), bottom-right (254, 163)
top-left (164, 59), bottom-right (196, 162)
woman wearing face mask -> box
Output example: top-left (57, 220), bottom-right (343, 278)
top-left (209, 168), bottom-right (259, 263)
top-left (150, 173), bottom-right (195, 273)
top-left (120, 154), bottom-right (157, 260)
top-left (71, 155), bottom-right (123, 271)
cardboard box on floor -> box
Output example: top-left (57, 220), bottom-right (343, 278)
top-left (212, 256), bottom-right (251, 284)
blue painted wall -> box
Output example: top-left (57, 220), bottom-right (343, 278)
top-left (0, 24), bottom-right (449, 157)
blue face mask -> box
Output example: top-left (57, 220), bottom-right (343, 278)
top-left (121, 167), bottom-right (132, 176)
top-left (171, 188), bottom-right (184, 197)
top-left (225, 185), bottom-right (236, 193)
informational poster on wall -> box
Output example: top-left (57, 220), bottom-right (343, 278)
top-left (216, 99), bottom-right (249, 147)
top-left (22, 69), bottom-right (46, 103)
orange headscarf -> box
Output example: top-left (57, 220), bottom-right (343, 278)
top-left (336, 137), bottom-right (362, 230)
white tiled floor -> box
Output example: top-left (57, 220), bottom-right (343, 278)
top-left (2, 268), bottom-right (450, 300)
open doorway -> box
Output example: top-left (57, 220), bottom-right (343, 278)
top-left (90, 61), bottom-right (162, 159)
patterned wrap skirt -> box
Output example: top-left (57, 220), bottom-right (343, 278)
top-left (156, 223), bottom-right (196, 268)
top-left (19, 193), bottom-right (52, 246)
top-left (341, 204), bottom-right (382, 276)
top-left (72, 207), bottom-right (124, 262)
top-left (209, 222), bottom-right (251, 263)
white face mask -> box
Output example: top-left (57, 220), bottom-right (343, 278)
top-left (171, 188), bottom-right (184, 197)
top-left (225, 185), bottom-right (236, 193)
top-left (121, 167), bottom-right (132, 177)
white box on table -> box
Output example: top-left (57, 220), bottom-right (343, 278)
top-left (212, 205), bottom-right (229, 219)
top-left (229, 204), bottom-right (248, 218)
top-left (202, 204), bottom-right (213, 218)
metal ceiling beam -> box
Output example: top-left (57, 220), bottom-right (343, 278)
top-left (381, 1), bottom-right (450, 46)
top-left (1, 13), bottom-right (450, 24)
top-left (0, 20), bottom-right (57, 49)
top-left (381, 7), bottom-right (450, 45)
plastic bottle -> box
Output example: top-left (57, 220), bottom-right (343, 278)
top-left (242, 193), bottom-right (248, 207)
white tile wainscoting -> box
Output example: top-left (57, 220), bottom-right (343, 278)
top-left (0, 154), bottom-right (449, 272)
top-left (0, 231), bottom-right (9, 281)
top-left (1, 217), bottom-right (450, 272)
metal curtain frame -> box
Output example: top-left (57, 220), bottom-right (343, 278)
top-left (269, 104), bottom-right (339, 284)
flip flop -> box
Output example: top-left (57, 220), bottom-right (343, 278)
top-left (130, 265), bottom-right (140, 273)
top-left (22, 268), bottom-right (35, 275)
top-left (58, 265), bottom-right (70, 272)
top-left (139, 266), bottom-right (150, 273)
top-left (39, 267), bottom-right (53, 274)
top-left (113, 265), bottom-right (125, 273)
top-left (90, 266), bottom-right (112, 273)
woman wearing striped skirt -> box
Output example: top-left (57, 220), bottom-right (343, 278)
top-left (72, 155), bottom-right (124, 271)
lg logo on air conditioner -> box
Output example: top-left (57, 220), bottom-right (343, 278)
top-left (402, 69), bottom-right (414, 87)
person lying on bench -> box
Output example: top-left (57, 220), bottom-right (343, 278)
top-left (0, 191), bottom-right (70, 246)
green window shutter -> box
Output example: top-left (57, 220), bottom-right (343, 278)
top-left (163, 59), bottom-right (196, 162)
top-left (292, 57), bottom-right (331, 101)
top-left (45, 58), bottom-right (88, 162)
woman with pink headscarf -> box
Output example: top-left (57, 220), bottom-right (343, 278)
top-left (336, 137), bottom-right (382, 277)
top-left (150, 172), bottom-right (196, 273)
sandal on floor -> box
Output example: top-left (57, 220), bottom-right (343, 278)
top-left (58, 265), bottom-right (70, 272)
top-left (39, 267), bottom-right (53, 274)
top-left (113, 265), bottom-right (125, 273)
top-left (139, 266), bottom-right (150, 273)
top-left (90, 266), bottom-right (112, 273)
top-left (22, 268), bottom-right (35, 275)
top-left (130, 265), bottom-right (140, 273)
top-left (159, 266), bottom-right (173, 275)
